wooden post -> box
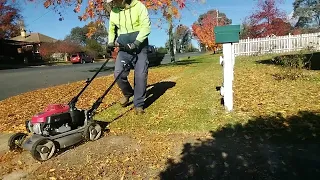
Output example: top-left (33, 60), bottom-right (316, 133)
top-left (221, 43), bottom-right (234, 112)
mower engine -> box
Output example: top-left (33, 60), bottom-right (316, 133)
top-left (26, 104), bottom-right (86, 136)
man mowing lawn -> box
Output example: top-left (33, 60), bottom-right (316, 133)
top-left (107, 0), bottom-right (151, 115)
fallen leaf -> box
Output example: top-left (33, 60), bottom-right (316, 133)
top-left (123, 157), bottom-right (130, 162)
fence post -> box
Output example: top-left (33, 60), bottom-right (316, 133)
top-left (288, 33), bottom-right (291, 52)
top-left (247, 37), bottom-right (250, 55)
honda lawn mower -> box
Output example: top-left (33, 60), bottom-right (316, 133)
top-left (8, 45), bottom-right (137, 161)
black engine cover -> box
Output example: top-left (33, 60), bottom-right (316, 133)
top-left (70, 109), bottom-right (86, 127)
top-left (46, 112), bottom-right (72, 126)
top-left (46, 109), bottom-right (85, 128)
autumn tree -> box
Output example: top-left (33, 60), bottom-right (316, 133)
top-left (140, 0), bottom-right (205, 61)
top-left (241, 0), bottom-right (291, 38)
top-left (65, 22), bottom-right (107, 46)
top-left (0, 0), bottom-right (23, 39)
top-left (24, 0), bottom-right (204, 62)
top-left (192, 9), bottom-right (231, 51)
top-left (39, 40), bottom-right (82, 61)
top-left (64, 22), bottom-right (107, 57)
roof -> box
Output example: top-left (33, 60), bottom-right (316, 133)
top-left (0, 39), bottom-right (36, 46)
top-left (10, 33), bottom-right (57, 43)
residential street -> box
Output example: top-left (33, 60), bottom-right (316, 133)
top-left (0, 52), bottom-right (203, 101)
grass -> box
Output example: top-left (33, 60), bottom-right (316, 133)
top-left (92, 51), bottom-right (320, 137)
top-left (94, 51), bottom-right (320, 136)
top-left (94, 54), bottom-right (228, 134)
top-left (234, 53), bottom-right (320, 116)
top-left (1, 51), bottom-right (319, 134)
top-left (2, 51), bottom-right (320, 179)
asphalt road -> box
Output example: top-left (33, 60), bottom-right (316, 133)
top-left (0, 52), bottom-right (203, 101)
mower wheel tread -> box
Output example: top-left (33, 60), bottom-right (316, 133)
top-left (31, 138), bottom-right (56, 162)
top-left (83, 121), bottom-right (103, 141)
top-left (8, 132), bottom-right (27, 151)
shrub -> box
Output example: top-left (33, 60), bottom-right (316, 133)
top-left (272, 51), bottom-right (310, 69)
top-left (271, 49), bottom-right (313, 80)
top-left (39, 40), bottom-right (82, 61)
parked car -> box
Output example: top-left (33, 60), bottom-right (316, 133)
top-left (111, 45), bottom-right (165, 66)
top-left (70, 52), bottom-right (94, 64)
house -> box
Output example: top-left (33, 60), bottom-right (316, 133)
top-left (0, 39), bottom-right (35, 64)
top-left (10, 28), bottom-right (57, 53)
top-left (8, 28), bottom-right (57, 64)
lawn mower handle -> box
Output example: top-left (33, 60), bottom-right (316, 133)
top-left (86, 53), bottom-right (138, 117)
top-left (108, 44), bottom-right (139, 54)
top-left (68, 52), bottom-right (116, 109)
top-left (108, 44), bottom-right (126, 51)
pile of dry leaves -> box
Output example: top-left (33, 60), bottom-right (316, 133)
top-left (0, 66), bottom-right (186, 133)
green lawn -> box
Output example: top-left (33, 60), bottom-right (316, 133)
top-left (95, 54), bottom-right (233, 134)
top-left (2, 52), bottom-right (320, 179)
top-left (94, 51), bottom-right (320, 135)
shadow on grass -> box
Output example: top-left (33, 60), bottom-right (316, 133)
top-left (159, 111), bottom-right (320, 179)
top-left (257, 52), bottom-right (320, 70)
top-left (144, 81), bottom-right (176, 109)
top-left (96, 81), bottom-right (176, 129)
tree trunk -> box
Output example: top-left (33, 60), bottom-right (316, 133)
top-left (168, 17), bottom-right (175, 62)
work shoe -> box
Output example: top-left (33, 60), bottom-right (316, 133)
top-left (134, 107), bottom-right (145, 115)
top-left (119, 96), bottom-right (130, 107)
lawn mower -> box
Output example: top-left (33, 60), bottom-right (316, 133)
top-left (8, 45), bottom-right (137, 161)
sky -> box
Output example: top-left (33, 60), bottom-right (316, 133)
top-left (19, 0), bottom-right (295, 48)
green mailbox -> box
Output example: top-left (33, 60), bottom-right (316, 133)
top-left (214, 25), bottom-right (240, 44)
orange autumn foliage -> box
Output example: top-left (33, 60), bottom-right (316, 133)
top-left (23, 0), bottom-right (204, 37)
top-left (192, 9), bottom-right (230, 51)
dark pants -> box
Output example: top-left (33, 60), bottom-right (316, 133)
top-left (114, 47), bottom-right (149, 108)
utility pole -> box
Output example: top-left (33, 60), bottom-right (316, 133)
top-left (168, 5), bottom-right (175, 62)
top-left (216, 10), bottom-right (219, 26)
top-left (215, 9), bottom-right (219, 53)
top-left (168, 17), bottom-right (175, 62)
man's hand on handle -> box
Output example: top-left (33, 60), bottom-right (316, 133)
top-left (108, 42), bottom-right (124, 51)
top-left (107, 42), bottom-right (115, 51)
top-left (125, 43), bottom-right (137, 52)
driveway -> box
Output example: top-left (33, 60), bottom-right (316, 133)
top-left (0, 52), bottom-right (203, 101)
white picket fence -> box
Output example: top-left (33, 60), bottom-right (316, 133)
top-left (233, 32), bottom-right (320, 56)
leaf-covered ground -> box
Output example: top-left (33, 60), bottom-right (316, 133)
top-left (0, 63), bottom-right (187, 133)
top-left (233, 54), bottom-right (320, 117)
top-left (1, 53), bottom-right (320, 179)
